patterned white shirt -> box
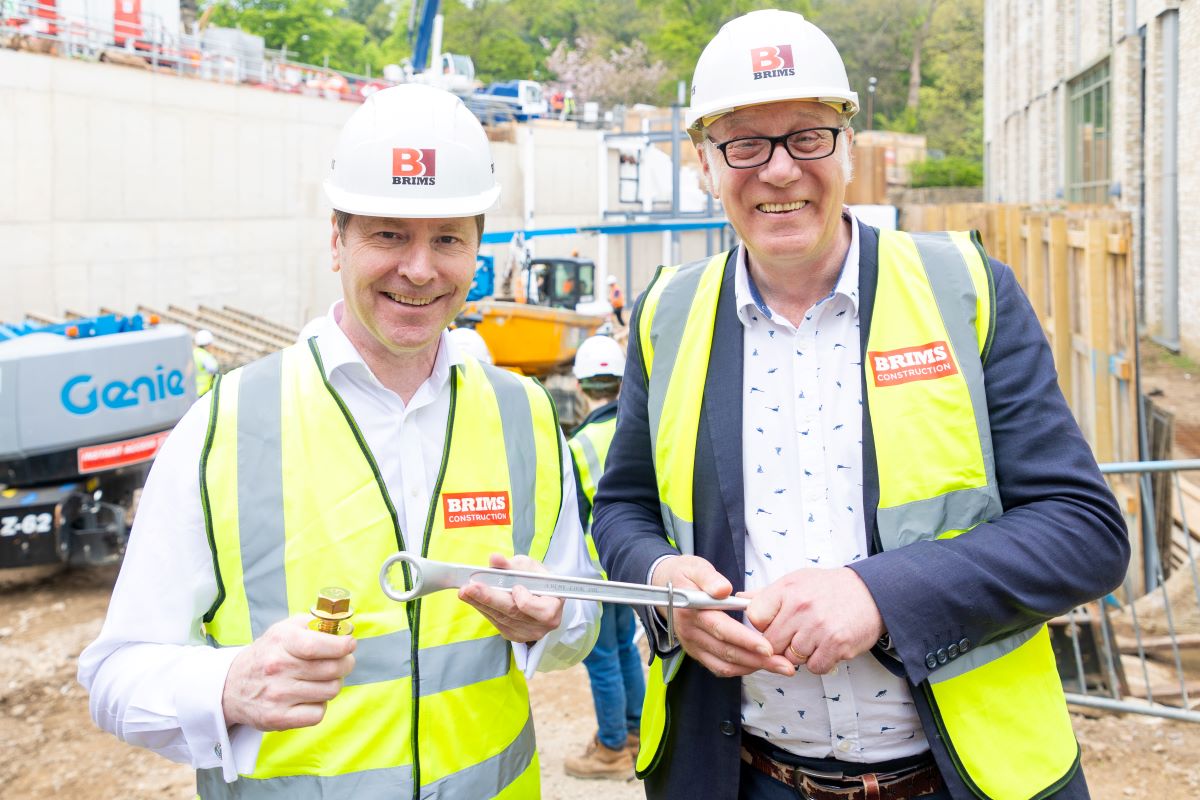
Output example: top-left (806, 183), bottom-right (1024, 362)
top-left (738, 211), bottom-right (928, 761)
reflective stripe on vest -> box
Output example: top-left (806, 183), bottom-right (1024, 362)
top-left (568, 416), bottom-right (616, 570)
top-left (635, 234), bottom-right (1078, 799)
top-left (194, 347), bottom-right (215, 396)
top-left (198, 341), bottom-right (561, 799)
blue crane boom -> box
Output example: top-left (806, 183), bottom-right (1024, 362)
top-left (410, 0), bottom-right (441, 74)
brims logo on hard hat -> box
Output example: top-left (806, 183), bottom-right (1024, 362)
top-left (393, 148), bottom-right (437, 186)
top-left (751, 45), bottom-right (795, 80)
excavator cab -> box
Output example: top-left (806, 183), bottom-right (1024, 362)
top-left (525, 257), bottom-right (595, 311)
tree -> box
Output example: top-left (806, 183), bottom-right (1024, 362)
top-left (545, 35), bottom-right (668, 106)
top-left (208, 0), bottom-right (374, 72)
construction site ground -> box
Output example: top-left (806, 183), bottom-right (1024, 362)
top-left (1, 340), bottom-right (1198, 799)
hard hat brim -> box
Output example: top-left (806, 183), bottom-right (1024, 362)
top-left (685, 89), bottom-right (859, 131)
top-left (323, 181), bottom-right (501, 218)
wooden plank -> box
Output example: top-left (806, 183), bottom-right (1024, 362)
top-left (1024, 215), bottom-right (1046, 316)
top-left (198, 305), bottom-right (294, 349)
top-left (1006, 206), bottom-right (1024, 284)
top-left (221, 306), bottom-right (300, 339)
top-left (1086, 219), bottom-right (1114, 462)
top-left (1048, 216), bottom-right (1072, 403)
top-left (1116, 634), bottom-right (1200, 654)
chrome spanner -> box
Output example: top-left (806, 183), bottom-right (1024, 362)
top-left (378, 552), bottom-right (749, 611)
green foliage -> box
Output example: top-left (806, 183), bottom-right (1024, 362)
top-left (909, 155), bottom-right (982, 187)
top-left (205, 0), bottom-right (984, 166)
top-left (208, 0), bottom-right (374, 72)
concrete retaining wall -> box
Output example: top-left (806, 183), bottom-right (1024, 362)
top-left (1, 49), bottom-right (691, 327)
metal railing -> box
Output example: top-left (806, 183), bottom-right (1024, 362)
top-left (1058, 459), bottom-right (1200, 723)
top-left (1, 0), bottom-right (386, 102)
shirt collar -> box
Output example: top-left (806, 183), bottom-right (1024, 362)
top-left (734, 208), bottom-right (861, 325)
top-left (302, 299), bottom-right (461, 393)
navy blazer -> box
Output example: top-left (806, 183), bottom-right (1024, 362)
top-left (591, 221), bottom-right (1129, 800)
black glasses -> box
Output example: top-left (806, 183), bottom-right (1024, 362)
top-left (710, 126), bottom-right (845, 169)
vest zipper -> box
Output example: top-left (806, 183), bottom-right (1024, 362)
top-left (409, 366), bottom-right (458, 800)
top-left (310, 340), bottom-right (427, 795)
top-left (199, 375), bottom-right (227, 623)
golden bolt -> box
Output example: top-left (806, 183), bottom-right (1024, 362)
top-left (309, 586), bottom-right (354, 635)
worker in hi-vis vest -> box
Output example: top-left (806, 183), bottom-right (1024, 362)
top-left (79, 85), bottom-right (600, 800)
top-left (591, 10), bottom-right (1128, 800)
top-left (193, 329), bottom-right (219, 396)
top-left (563, 335), bottom-right (646, 780)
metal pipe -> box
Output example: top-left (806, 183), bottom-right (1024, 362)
top-left (1065, 694), bottom-right (1200, 724)
top-left (670, 80), bottom-right (684, 265)
top-left (1099, 459), bottom-right (1200, 475)
top-left (1155, 9), bottom-right (1180, 351)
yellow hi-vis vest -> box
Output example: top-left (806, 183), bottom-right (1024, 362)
top-left (197, 341), bottom-right (564, 800)
top-left (634, 233), bottom-right (1079, 800)
top-left (194, 347), bottom-right (216, 397)
top-left (567, 414), bottom-right (617, 569)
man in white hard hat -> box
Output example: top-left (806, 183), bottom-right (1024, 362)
top-left (193, 329), bottom-right (219, 397)
top-left (591, 10), bottom-right (1127, 800)
top-left (563, 335), bottom-right (645, 780)
top-left (80, 84), bottom-right (599, 799)
top-left (445, 325), bottom-right (494, 364)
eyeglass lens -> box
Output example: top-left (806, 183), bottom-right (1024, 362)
top-left (722, 128), bottom-right (838, 168)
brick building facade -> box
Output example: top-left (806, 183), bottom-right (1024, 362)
top-left (984, 0), bottom-right (1198, 356)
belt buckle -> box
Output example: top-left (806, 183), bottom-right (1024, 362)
top-left (789, 765), bottom-right (851, 800)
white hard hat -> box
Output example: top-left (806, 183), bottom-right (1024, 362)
top-left (195, 329), bottom-right (214, 347)
top-left (447, 327), bottom-right (493, 364)
top-left (324, 84), bottom-right (501, 218)
top-left (607, 275), bottom-right (618, 284)
top-left (573, 335), bottom-right (626, 380)
top-left (686, 10), bottom-right (859, 132)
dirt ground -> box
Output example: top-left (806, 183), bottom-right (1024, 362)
top-left (1, 340), bottom-right (1198, 799)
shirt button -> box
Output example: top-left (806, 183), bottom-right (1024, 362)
top-left (836, 740), bottom-right (852, 753)
top-left (719, 720), bottom-right (737, 736)
top-left (925, 653), bottom-right (938, 670)
top-left (936, 648), bottom-right (949, 664)
top-left (959, 638), bottom-right (971, 653)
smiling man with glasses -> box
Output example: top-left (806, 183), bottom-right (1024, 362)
top-left (591, 9), bottom-right (1128, 800)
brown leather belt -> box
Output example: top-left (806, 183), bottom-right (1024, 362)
top-left (740, 745), bottom-right (945, 800)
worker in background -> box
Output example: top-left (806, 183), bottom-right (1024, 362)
top-left (562, 89), bottom-right (576, 121)
top-left (607, 275), bottom-right (626, 326)
top-left (591, 10), bottom-right (1128, 800)
top-left (79, 84), bottom-right (599, 800)
top-left (446, 325), bottom-right (493, 364)
top-left (564, 335), bottom-right (645, 780)
top-left (193, 329), bottom-right (218, 396)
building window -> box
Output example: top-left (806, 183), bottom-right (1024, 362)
top-left (1067, 61), bottom-right (1111, 203)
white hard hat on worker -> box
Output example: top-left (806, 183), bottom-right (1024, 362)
top-left (573, 335), bottom-right (626, 381)
top-left (325, 83), bottom-right (500, 218)
top-left (690, 10), bottom-right (858, 281)
top-left (446, 326), bottom-right (494, 364)
top-left (324, 84), bottom-right (499, 362)
top-left (686, 9), bottom-right (858, 137)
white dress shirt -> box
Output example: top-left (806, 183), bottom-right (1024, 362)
top-left (79, 302), bottom-right (599, 781)
top-left (738, 211), bottom-right (928, 761)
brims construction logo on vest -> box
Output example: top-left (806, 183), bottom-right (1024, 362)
top-left (393, 147), bottom-right (436, 185)
top-left (751, 44), bottom-right (795, 80)
top-left (443, 491), bottom-right (512, 528)
top-left (868, 341), bottom-right (959, 387)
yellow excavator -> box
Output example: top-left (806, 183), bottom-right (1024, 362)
top-left (461, 253), bottom-right (605, 376)
top-left (459, 250), bottom-right (607, 425)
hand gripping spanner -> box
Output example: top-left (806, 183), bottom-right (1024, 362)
top-left (378, 552), bottom-right (749, 611)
